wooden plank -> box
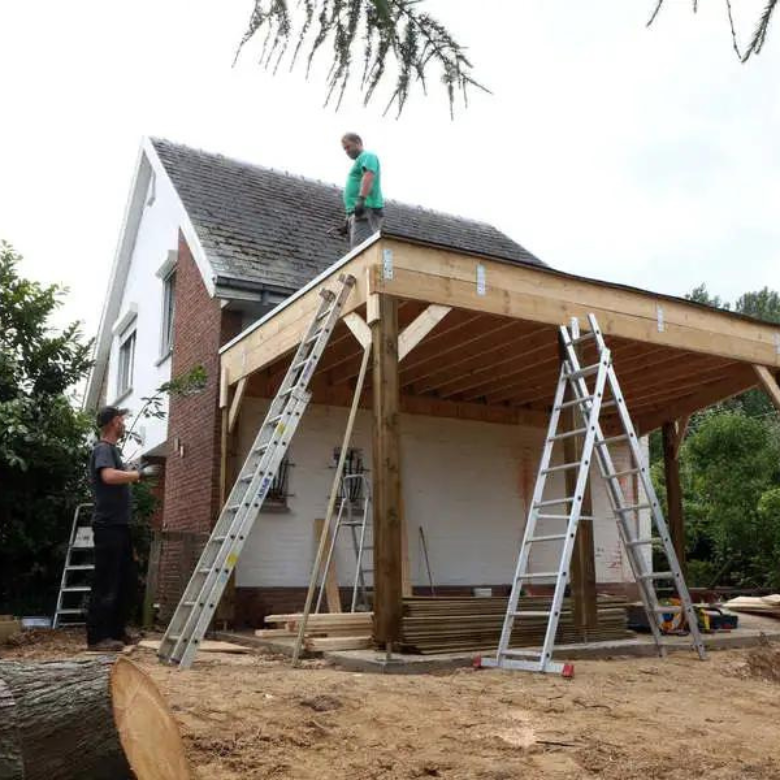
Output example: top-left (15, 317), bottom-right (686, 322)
top-left (398, 304), bottom-right (452, 362)
top-left (372, 257), bottom-right (780, 368)
top-left (139, 639), bottom-right (249, 654)
top-left (219, 366), bottom-right (229, 409)
top-left (314, 518), bottom-right (342, 614)
top-left (343, 312), bottom-right (372, 349)
top-left (662, 422), bottom-right (686, 574)
top-left (227, 377), bottom-right (247, 434)
top-left (305, 636), bottom-right (371, 651)
top-left (754, 365), bottom-right (780, 411)
top-left (254, 628), bottom-right (295, 638)
top-left (266, 612), bottom-right (373, 625)
top-left (372, 294), bottom-right (403, 647)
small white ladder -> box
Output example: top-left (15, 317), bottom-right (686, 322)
top-left (53, 503), bottom-right (95, 628)
top-left (482, 313), bottom-right (707, 675)
top-left (158, 274), bottom-right (356, 668)
top-left (315, 473), bottom-right (373, 613)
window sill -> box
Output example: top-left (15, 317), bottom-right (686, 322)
top-left (112, 387), bottom-right (133, 405)
top-left (155, 350), bottom-right (173, 367)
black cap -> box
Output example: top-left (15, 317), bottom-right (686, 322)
top-left (96, 405), bottom-right (129, 428)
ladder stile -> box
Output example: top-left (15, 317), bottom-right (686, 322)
top-left (158, 274), bottom-right (356, 669)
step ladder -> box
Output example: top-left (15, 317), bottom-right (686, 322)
top-left (158, 274), bottom-right (356, 668)
top-left (53, 503), bottom-right (95, 628)
top-left (315, 473), bottom-right (373, 613)
top-left (482, 313), bottom-right (706, 675)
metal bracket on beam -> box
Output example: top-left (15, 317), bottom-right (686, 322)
top-left (656, 305), bottom-right (665, 333)
top-left (382, 249), bottom-right (394, 280)
top-left (476, 263), bottom-right (487, 296)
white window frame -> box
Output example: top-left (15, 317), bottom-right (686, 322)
top-left (116, 323), bottom-right (137, 398)
top-left (160, 269), bottom-right (176, 358)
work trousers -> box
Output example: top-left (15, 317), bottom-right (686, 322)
top-left (349, 208), bottom-right (385, 248)
top-left (86, 524), bottom-right (136, 645)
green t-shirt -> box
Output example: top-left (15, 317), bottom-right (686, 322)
top-left (343, 151), bottom-right (384, 214)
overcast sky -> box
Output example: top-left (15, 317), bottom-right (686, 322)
top-left (1, 1), bottom-right (777, 339)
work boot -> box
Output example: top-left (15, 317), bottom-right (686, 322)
top-left (87, 638), bottom-right (124, 652)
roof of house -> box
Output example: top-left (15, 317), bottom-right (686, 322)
top-left (150, 138), bottom-right (543, 294)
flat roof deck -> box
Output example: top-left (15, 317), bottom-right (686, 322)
top-left (220, 236), bottom-right (780, 433)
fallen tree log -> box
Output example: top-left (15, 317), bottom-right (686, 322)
top-left (0, 656), bottom-right (190, 780)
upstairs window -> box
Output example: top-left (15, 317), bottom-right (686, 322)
top-left (117, 326), bottom-right (136, 397)
top-left (160, 271), bottom-right (176, 356)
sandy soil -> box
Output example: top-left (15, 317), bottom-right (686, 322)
top-left (4, 630), bottom-right (780, 779)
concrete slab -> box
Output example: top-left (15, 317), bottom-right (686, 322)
top-left (216, 612), bottom-right (780, 675)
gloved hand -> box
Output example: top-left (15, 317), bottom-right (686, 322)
top-left (353, 197), bottom-right (366, 218)
top-left (139, 464), bottom-right (160, 478)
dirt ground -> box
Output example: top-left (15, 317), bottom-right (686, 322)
top-left (4, 630), bottom-right (780, 779)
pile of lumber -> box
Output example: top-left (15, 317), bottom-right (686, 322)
top-left (256, 611), bottom-right (373, 652)
top-left (724, 594), bottom-right (780, 618)
top-left (400, 596), bottom-right (631, 654)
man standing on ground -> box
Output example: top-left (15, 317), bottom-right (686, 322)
top-left (86, 406), bottom-right (149, 651)
top-left (342, 133), bottom-right (385, 248)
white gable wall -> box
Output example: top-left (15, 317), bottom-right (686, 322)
top-left (236, 399), bottom-right (649, 590)
top-left (105, 158), bottom-right (182, 456)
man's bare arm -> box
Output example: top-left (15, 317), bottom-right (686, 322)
top-left (101, 468), bottom-right (140, 485)
top-left (359, 170), bottom-right (375, 198)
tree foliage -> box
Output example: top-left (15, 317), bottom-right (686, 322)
top-left (648, 0), bottom-right (778, 62)
top-left (236, 0), bottom-right (486, 116)
top-left (0, 242), bottom-right (94, 614)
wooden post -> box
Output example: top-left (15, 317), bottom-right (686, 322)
top-left (662, 421), bottom-right (686, 573)
top-left (372, 294), bottom-right (403, 648)
top-left (562, 326), bottom-right (598, 636)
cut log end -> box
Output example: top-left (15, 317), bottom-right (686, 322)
top-left (111, 658), bottom-right (191, 780)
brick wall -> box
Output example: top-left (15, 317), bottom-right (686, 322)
top-left (157, 233), bottom-right (242, 617)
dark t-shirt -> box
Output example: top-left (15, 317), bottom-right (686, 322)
top-left (90, 441), bottom-right (132, 526)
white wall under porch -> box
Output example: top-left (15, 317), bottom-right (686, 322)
top-left (235, 399), bottom-right (649, 591)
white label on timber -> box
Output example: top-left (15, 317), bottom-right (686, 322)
top-left (656, 305), bottom-right (665, 333)
top-left (382, 249), bottom-right (394, 280)
top-left (476, 263), bottom-right (487, 296)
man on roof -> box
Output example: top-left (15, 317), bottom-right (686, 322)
top-left (341, 133), bottom-right (384, 248)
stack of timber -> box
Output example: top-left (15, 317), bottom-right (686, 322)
top-left (399, 596), bottom-right (631, 654)
top-left (724, 594), bottom-right (780, 618)
top-left (256, 611), bottom-right (373, 652)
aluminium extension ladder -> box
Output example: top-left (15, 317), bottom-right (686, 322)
top-left (315, 473), bottom-right (373, 613)
top-left (53, 503), bottom-right (95, 628)
top-left (482, 313), bottom-right (706, 675)
top-left (158, 274), bottom-right (356, 668)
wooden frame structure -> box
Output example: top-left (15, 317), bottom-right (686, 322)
top-left (218, 235), bottom-right (780, 646)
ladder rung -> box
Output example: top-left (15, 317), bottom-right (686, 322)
top-left (66, 565), bottom-right (95, 571)
top-left (567, 363), bottom-right (602, 380)
top-left (597, 435), bottom-right (630, 447)
top-left (607, 468), bottom-right (641, 479)
top-left (316, 305), bottom-right (335, 320)
top-left (305, 330), bottom-right (324, 345)
top-left (55, 608), bottom-right (85, 615)
top-left (253, 443), bottom-right (270, 454)
top-left (638, 571), bottom-right (675, 581)
top-left (536, 514), bottom-right (596, 521)
top-left (534, 497), bottom-right (575, 508)
top-left (519, 572), bottom-right (559, 580)
top-left (197, 567), bottom-right (213, 575)
top-left (501, 649), bottom-right (542, 658)
top-left (291, 359), bottom-right (310, 372)
top-left (527, 534), bottom-right (567, 543)
top-left (61, 586), bottom-right (91, 593)
top-left (626, 536), bottom-right (662, 548)
top-left (512, 610), bottom-right (552, 617)
top-left (555, 395), bottom-right (596, 411)
top-left (601, 399), bottom-right (618, 409)
top-left (616, 503), bottom-right (651, 514)
top-left (541, 461), bottom-right (581, 475)
top-left (570, 331), bottom-right (597, 346)
top-left (654, 606), bottom-right (683, 614)
top-left (549, 427), bottom-right (588, 442)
